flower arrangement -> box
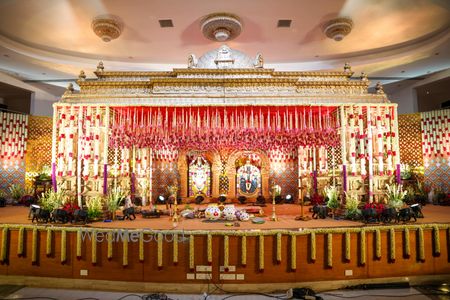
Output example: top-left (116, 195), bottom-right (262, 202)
top-left (385, 183), bottom-right (407, 210)
top-left (400, 164), bottom-right (411, 180)
top-left (324, 185), bottom-right (340, 210)
top-left (39, 190), bottom-right (67, 211)
top-left (85, 196), bottom-right (104, 220)
top-left (106, 186), bottom-right (126, 214)
top-left (344, 192), bottom-right (360, 220)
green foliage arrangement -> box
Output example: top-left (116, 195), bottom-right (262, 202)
top-left (85, 196), bottom-right (104, 219)
top-left (106, 186), bottom-right (126, 213)
top-left (344, 192), bottom-right (361, 220)
top-left (39, 190), bottom-right (66, 211)
top-left (324, 185), bottom-right (340, 210)
top-left (385, 183), bottom-right (407, 210)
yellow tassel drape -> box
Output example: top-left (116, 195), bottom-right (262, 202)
top-left (223, 235), bottom-right (229, 268)
top-left (375, 229), bottom-right (381, 259)
top-left (17, 227), bottom-right (24, 257)
top-left (1, 227), bottom-right (8, 263)
top-left (360, 229), bottom-right (366, 265)
top-left (345, 232), bottom-right (351, 261)
top-left (276, 233), bottom-right (282, 263)
top-left (327, 233), bottom-right (333, 268)
top-left (122, 233), bottom-right (128, 267)
top-left (290, 234), bottom-right (296, 270)
top-left (403, 228), bottom-right (410, 257)
top-left (389, 228), bottom-right (395, 261)
top-left (310, 232), bottom-right (316, 261)
top-left (207, 234), bottom-right (212, 265)
top-left (31, 228), bottom-right (38, 264)
top-left (241, 235), bottom-right (246, 266)
top-left (418, 227), bottom-right (425, 261)
top-left (60, 229), bottom-right (67, 263)
top-left (173, 233), bottom-right (178, 264)
top-left (46, 228), bottom-right (52, 257)
top-left (189, 234), bottom-right (195, 270)
top-left (91, 231), bottom-right (97, 265)
top-left (259, 235), bottom-right (264, 270)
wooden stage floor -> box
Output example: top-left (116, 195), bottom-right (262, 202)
top-left (0, 203), bottom-right (449, 230)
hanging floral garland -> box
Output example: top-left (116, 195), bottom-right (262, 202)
top-left (139, 231), bottom-right (144, 262)
top-left (1, 227), bottom-right (8, 263)
top-left (46, 228), bottom-right (52, 257)
top-left (223, 235), bottom-right (229, 270)
top-left (157, 233), bottom-right (163, 269)
top-left (122, 233), bottom-right (128, 267)
top-left (359, 229), bottom-right (366, 265)
top-left (61, 229), bottom-right (67, 264)
top-left (17, 227), bottom-right (24, 258)
top-left (259, 235), bottom-right (264, 271)
top-left (375, 229), bottom-right (381, 259)
top-left (189, 234), bottom-right (195, 271)
top-left (290, 234), bottom-right (296, 271)
top-left (241, 236), bottom-right (246, 267)
top-left (173, 233), bottom-right (178, 265)
top-left (389, 228), bottom-right (395, 261)
top-left (327, 233), bottom-right (333, 268)
top-left (418, 227), bottom-right (425, 261)
top-left (107, 231), bottom-right (113, 260)
top-left (91, 231), bottom-right (97, 266)
top-left (403, 228), bottom-right (410, 257)
top-left (310, 232), bottom-right (316, 261)
top-left (276, 233), bottom-right (282, 264)
top-left (433, 225), bottom-right (440, 256)
top-left (207, 234), bottom-right (212, 265)
top-left (345, 232), bottom-right (351, 261)
top-left (31, 228), bottom-right (38, 265)
top-left (76, 229), bottom-right (82, 259)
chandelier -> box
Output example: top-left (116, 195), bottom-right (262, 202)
top-left (92, 15), bottom-right (123, 42)
top-left (201, 13), bottom-right (242, 42)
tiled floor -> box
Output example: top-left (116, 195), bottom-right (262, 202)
top-left (3, 286), bottom-right (447, 300)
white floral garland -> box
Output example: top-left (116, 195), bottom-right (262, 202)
top-left (173, 233), bottom-right (178, 265)
top-left (91, 230), bottom-right (97, 265)
top-left (241, 236), bottom-right (246, 266)
top-left (17, 227), bottom-right (24, 257)
top-left (310, 232), bottom-right (316, 261)
top-left (46, 228), bottom-right (52, 257)
top-left (189, 234), bottom-right (195, 270)
top-left (433, 225), bottom-right (440, 255)
top-left (276, 233), bottom-right (282, 263)
top-left (224, 235), bottom-right (229, 269)
top-left (345, 232), bottom-right (351, 261)
top-left (259, 235), bottom-right (264, 271)
top-left (404, 228), bottom-right (410, 257)
top-left (418, 227), bottom-right (425, 261)
top-left (290, 234), bottom-right (296, 270)
top-left (1, 227), bottom-right (8, 263)
top-left (389, 228), bottom-right (395, 261)
top-left (32, 228), bottom-right (38, 265)
top-left (61, 229), bottom-right (67, 264)
top-left (360, 229), bottom-right (366, 265)
top-left (327, 233), bottom-right (333, 268)
top-left (123, 232), bottom-right (128, 267)
top-left (375, 229), bottom-right (381, 259)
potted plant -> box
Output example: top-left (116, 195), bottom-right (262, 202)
top-left (0, 190), bottom-right (6, 207)
top-left (85, 196), bottom-right (104, 221)
top-left (344, 192), bottom-right (360, 220)
top-left (324, 185), bottom-right (340, 219)
top-left (385, 183), bottom-right (407, 210)
top-left (9, 184), bottom-right (25, 205)
top-left (106, 186), bottom-right (126, 220)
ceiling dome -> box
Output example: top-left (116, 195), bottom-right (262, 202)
top-left (196, 45), bottom-right (255, 69)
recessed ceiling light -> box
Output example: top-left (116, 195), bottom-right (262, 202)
top-left (427, 71), bottom-right (431, 74)
top-left (128, 56), bottom-right (133, 59)
top-left (3, 54), bottom-right (9, 58)
top-left (426, 91), bottom-right (430, 94)
top-left (159, 19), bottom-right (173, 28)
top-left (277, 20), bottom-right (292, 28)
top-left (400, 70), bottom-right (405, 73)
top-left (435, 52), bottom-right (439, 55)
top-left (41, 72), bottom-right (46, 75)
top-left (315, 55), bottom-right (320, 58)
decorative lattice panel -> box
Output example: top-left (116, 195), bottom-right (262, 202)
top-left (269, 160), bottom-right (298, 200)
top-left (152, 160), bottom-right (180, 201)
top-left (398, 113), bottom-right (423, 168)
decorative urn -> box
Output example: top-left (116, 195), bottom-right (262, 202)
top-left (205, 204), bottom-right (221, 221)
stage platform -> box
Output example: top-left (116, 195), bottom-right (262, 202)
top-left (0, 203), bottom-right (449, 230)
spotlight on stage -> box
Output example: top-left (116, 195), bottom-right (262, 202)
top-left (195, 195), bottom-right (205, 204)
top-left (410, 203), bottom-right (424, 218)
top-left (285, 194), bottom-right (293, 204)
top-left (158, 195), bottom-right (165, 203)
top-left (256, 195), bottom-right (265, 204)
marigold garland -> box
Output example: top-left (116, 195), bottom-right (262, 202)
top-left (418, 227), bottom-right (425, 261)
top-left (276, 233), bottom-right (282, 263)
top-left (189, 234), bottom-right (195, 270)
top-left (433, 225), bottom-right (440, 255)
top-left (173, 233), bottom-right (178, 265)
top-left (91, 230), bottom-right (97, 265)
top-left (360, 229), bottom-right (366, 265)
top-left (345, 232), bottom-right (351, 261)
top-left (403, 228), bottom-right (410, 257)
top-left (327, 233), bottom-right (333, 268)
top-left (1, 227), bottom-right (8, 263)
top-left (207, 234), bottom-right (212, 265)
top-left (389, 228), bottom-right (395, 261)
top-left (157, 233), bottom-right (163, 268)
top-left (31, 228), bottom-right (38, 264)
top-left (107, 231), bottom-right (113, 260)
top-left (290, 234), bottom-right (296, 270)
top-left (122, 233), bottom-right (128, 267)
top-left (46, 228), bottom-right (52, 257)
top-left (61, 229), bottom-right (67, 263)
top-left (17, 227), bottom-right (24, 257)
top-left (259, 235), bottom-right (264, 271)
top-left (139, 231), bottom-right (144, 262)
top-left (310, 232), bottom-right (316, 261)
top-left (76, 229), bottom-right (82, 259)
top-left (375, 229), bottom-right (381, 259)
top-left (241, 235), bottom-right (247, 266)
top-left (223, 235), bottom-right (229, 268)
